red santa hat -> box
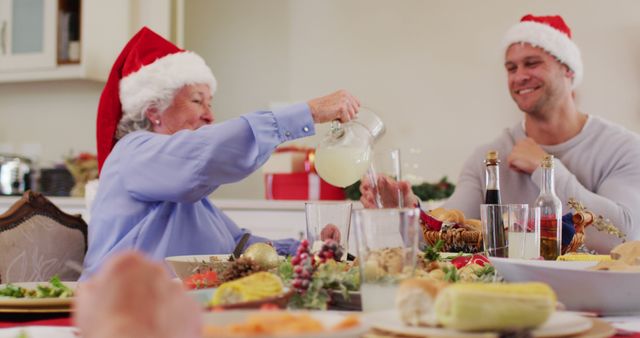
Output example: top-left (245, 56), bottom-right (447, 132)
top-left (502, 14), bottom-right (583, 88)
top-left (96, 27), bottom-right (216, 172)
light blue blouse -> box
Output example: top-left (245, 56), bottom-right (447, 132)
top-left (81, 103), bottom-right (315, 279)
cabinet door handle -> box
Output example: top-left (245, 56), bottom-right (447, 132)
top-left (1, 20), bottom-right (6, 55)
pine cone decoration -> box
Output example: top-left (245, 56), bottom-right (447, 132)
top-left (220, 257), bottom-right (266, 282)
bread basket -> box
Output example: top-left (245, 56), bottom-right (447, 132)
top-left (420, 201), bottom-right (622, 254)
top-left (420, 208), bottom-right (483, 253)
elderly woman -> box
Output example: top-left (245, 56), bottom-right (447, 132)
top-left (81, 27), bottom-right (360, 279)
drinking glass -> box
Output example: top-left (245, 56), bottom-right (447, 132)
top-left (521, 206), bottom-right (541, 259)
top-left (482, 204), bottom-right (541, 259)
top-left (503, 204), bottom-right (541, 259)
top-left (367, 148), bottom-right (403, 208)
top-left (352, 208), bottom-right (420, 312)
top-left (305, 202), bottom-right (352, 260)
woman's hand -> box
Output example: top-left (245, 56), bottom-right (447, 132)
top-left (360, 175), bottom-right (419, 208)
top-left (308, 90), bottom-right (361, 123)
top-left (74, 252), bottom-right (202, 338)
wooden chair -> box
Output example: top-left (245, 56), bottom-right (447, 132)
top-left (0, 191), bottom-right (87, 283)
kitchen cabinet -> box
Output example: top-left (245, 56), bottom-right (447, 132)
top-left (0, 0), bottom-right (182, 83)
top-left (0, 0), bottom-right (57, 72)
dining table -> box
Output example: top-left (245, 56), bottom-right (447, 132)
top-left (1, 311), bottom-right (640, 338)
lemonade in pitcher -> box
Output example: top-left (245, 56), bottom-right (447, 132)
top-left (315, 146), bottom-right (371, 188)
top-left (314, 108), bottom-right (384, 188)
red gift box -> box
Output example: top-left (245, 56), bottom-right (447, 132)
top-left (264, 172), bottom-right (345, 200)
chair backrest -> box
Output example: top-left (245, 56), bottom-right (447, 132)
top-left (0, 191), bottom-right (88, 283)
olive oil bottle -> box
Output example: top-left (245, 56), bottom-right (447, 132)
top-left (534, 155), bottom-right (562, 260)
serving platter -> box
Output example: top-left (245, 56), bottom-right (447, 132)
top-left (367, 310), bottom-right (593, 338)
top-left (490, 257), bottom-right (640, 315)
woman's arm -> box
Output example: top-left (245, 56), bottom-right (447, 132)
top-left (117, 104), bottom-right (314, 203)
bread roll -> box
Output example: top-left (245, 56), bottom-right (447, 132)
top-left (428, 208), bottom-right (448, 220)
top-left (610, 241), bottom-right (640, 265)
top-left (395, 278), bottom-right (447, 327)
top-left (464, 219), bottom-right (481, 231)
top-left (589, 260), bottom-right (640, 272)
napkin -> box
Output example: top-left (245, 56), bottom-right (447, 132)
top-left (562, 213), bottom-right (576, 247)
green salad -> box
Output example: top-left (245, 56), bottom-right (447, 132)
top-left (0, 276), bottom-right (74, 299)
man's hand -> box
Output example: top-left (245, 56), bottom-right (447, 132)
top-left (360, 175), bottom-right (419, 208)
top-left (308, 90), bottom-right (361, 123)
top-left (507, 137), bottom-right (548, 174)
top-left (320, 223), bottom-right (341, 242)
top-left (74, 252), bottom-right (202, 338)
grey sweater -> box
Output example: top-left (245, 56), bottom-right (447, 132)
top-left (443, 116), bottom-right (640, 253)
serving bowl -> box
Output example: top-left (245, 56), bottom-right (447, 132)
top-left (188, 287), bottom-right (293, 310)
top-left (165, 254), bottom-right (232, 280)
top-left (490, 257), bottom-right (640, 315)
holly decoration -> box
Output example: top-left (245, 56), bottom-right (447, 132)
top-left (317, 240), bottom-right (344, 263)
top-left (291, 239), bottom-right (315, 293)
top-left (287, 239), bottom-right (360, 309)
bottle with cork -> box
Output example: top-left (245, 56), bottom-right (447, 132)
top-left (484, 150), bottom-right (501, 204)
top-left (535, 155), bottom-right (562, 260)
top-left (483, 150), bottom-right (507, 257)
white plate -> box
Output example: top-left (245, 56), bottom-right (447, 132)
top-left (367, 310), bottom-right (592, 338)
top-left (0, 282), bottom-right (76, 311)
top-left (202, 310), bottom-right (368, 338)
top-left (0, 326), bottom-right (78, 338)
top-left (490, 257), bottom-right (640, 315)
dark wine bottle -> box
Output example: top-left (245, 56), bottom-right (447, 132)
top-left (483, 151), bottom-right (507, 257)
top-left (484, 151), bottom-right (501, 204)
top-left (485, 189), bottom-right (501, 205)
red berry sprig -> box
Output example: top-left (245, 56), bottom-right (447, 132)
top-left (317, 239), bottom-right (343, 263)
top-left (291, 239), bottom-right (315, 293)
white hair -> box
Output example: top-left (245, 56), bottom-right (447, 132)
top-left (115, 51), bottom-right (217, 139)
top-left (115, 88), bottom-right (177, 139)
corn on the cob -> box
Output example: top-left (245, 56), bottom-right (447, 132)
top-left (434, 282), bottom-right (555, 331)
top-left (557, 253), bottom-right (612, 261)
top-left (211, 272), bottom-right (283, 306)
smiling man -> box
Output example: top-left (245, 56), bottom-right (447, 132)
top-left (361, 14), bottom-right (640, 253)
top-left (441, 14), bottom-right (640, 252)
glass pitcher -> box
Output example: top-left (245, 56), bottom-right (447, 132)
top-left (314, 108), bottom-right (385, 187)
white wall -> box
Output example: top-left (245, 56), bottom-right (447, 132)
top-left (184, 0), bottom-right (640, 199)
top-left (1, 0), bottom-right (639, 199)
top-left (0, 80), bottom-right (101, 167)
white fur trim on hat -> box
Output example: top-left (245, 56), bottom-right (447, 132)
top-left (502, 21), bottom-right (583, 88)
top-left (119, 51), bottom-right (217, 116)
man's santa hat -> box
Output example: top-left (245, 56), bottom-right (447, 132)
top-left (96, 27), bottom-right (216, 171)
top-left (502, 14), bottom-right (583, 88)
